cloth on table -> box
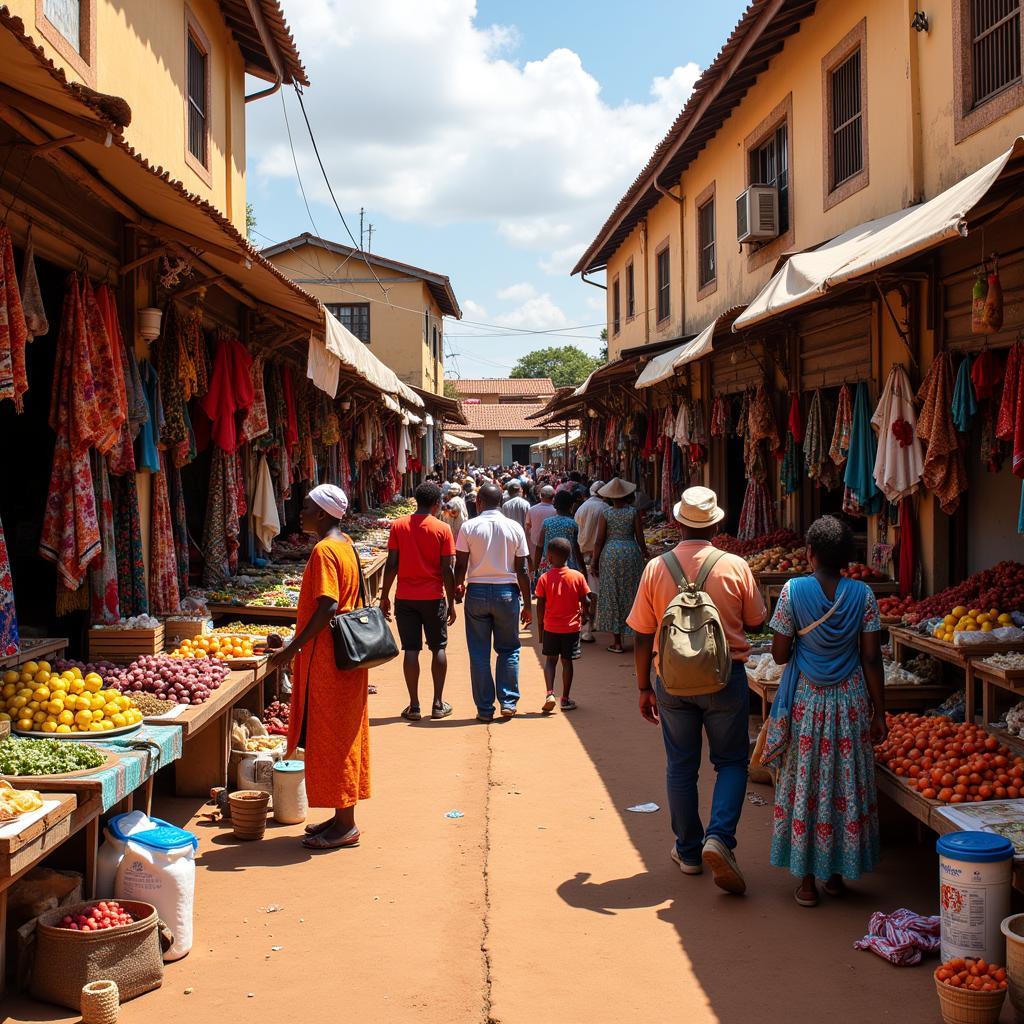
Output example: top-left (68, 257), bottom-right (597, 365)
top-left (0, 226), bottom-right (29, 411)
top-left (0, 511), bottom-right (19, 657)
top-left (951, 354), bottom-right (977, 433)
top-left (918, 351), bottom-right (968, 514)
top-left (843, 382), bottom-right (883, 516)
top-left (871, 364), bottom-right (923, 503)
top-left (38, 273), bottom-right (102, 591)
top-left (134, 359), bottom-right (163, 473)
top-left (996, 342), bottom-right (1024, 478)
top-left (200, 333), bottom-right (255, 453)
top-left (252, 454), bottom-right (281, 553)
top-left (830, 383), bottom-right (852, 467)
top-left (88, 453), bottom-right (120, 625)
top-left (853, 909), bottom-right (940, 966)
top-left (110, 472), bottom-right (147, 616)
top-left (19, 226), bottom-right (48, 342)
top-left (149, 451), bottom-right (181, 614)
top-left (201, 447), bottom-right (241, 587)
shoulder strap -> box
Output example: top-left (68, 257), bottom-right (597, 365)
top-left (661, 551), bottom-right (692, 589)
top-left (694, 548), bottom-right (727, 591)
top-left (342, 535), bottom-right (368, 610)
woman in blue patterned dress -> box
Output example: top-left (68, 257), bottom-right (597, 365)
top-left (764, 515), bottom-right (886, 907)
top-left (536, 490), bottom-right (585, 573)
top-left (591, 478), bottom-right (649, 654)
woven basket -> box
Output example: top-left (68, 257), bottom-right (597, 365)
top-left (30, 900), bottom-right (167, 1010)
top-left (935, 975), bottom-right (1006, 1024)
top-left (81, 979), bottom-right (120, 1024)
top-left (1002, 913), bottom-right (1024, 1014)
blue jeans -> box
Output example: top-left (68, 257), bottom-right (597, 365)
top-left (464, 583), bottom-right (522, 717)
top-left (655, 662), bottom-right (749, 864)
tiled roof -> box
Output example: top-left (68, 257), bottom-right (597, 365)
top-left (453, 378), bottom-right (555, 396)
top-left (460, 403), bottom-right (551, 432)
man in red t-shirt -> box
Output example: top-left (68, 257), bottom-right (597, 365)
top-left (381, 483), bottom-right (457, 721)
top-left (535, 537), bottom-right (593, 713)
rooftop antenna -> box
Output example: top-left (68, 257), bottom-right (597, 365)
top-left (359, 207), bottom-right (365, 250)
top-left (367, 223), bottom-right (374, 253)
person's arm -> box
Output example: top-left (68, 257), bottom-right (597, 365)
top-left (571, 531), bottom-right (585, 571)
top-left (861, 630), bottom-right (886, 743)
top-left (581, 591), bottom-right (594, 625)
top-left (454, 550), bottom-right (470, 599)
top-left (633, 510), bottom-right (650, 561)
top-left (771, 631), bottom-right (793, 664)
top-left (770, 579), bottom-right (794, 664)
top-left (634, 632), bottom-right (658, 723)
top-left (441, 554), bottom-right (457, 625)
top-left (741, 564), bottom-right (768, 632)
top-left (379, 550), bottom-right (399, 621)
top-left (536, 596), bottom-right (546, 643)
top-left (515, 555), bottom-right (533, 627)
top-left (591, 515), bottom-right (607, 577)
top-left (269, 594), bottom-right (338, 672)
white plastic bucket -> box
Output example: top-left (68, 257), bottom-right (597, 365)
top-left (272, 760), bottom-right (307, 824)
top-left (96, 810), bottom-right (156, 899)
top-left (937, 832), bottom-right (1014, 964)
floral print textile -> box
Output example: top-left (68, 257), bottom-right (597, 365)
top-left (149, 451), bottom-right (181, 615)
top-left (594, 507), bottom-right (644, 636)
top-left (0, 226), bottom-right (29, 411)
top-left (201, 447), bottom-right (241, 587)
top-left (111, 473), bottom-right (147, 616)
top-left (241, 355), bottom-right (269, 442)
top-left (768, 581), bottom-right (881, 881)
top-left (917, 352), bottom-right (968, 513)
top-left (88, 454), bottom-right (120, 625)
top-left (0, 512), bottom-right (19, 657)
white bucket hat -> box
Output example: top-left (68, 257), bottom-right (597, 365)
top-left (674, 486), bottom-right (726, 528)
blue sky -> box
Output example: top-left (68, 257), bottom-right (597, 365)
top-left (246, 1), bottom-right (748, 379)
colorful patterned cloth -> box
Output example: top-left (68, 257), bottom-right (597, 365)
top-left (241, 355), bottom-right (269, 442)
top-left (111, 472), bottom-right (147, 616)
top-left (81, 277), bottom-right (124, 455)
top-left (87, 725), bottom-right (183, 811)
top-left (201, 447), bottom-right (241, 587)
top-left (803, 389), bottom-right (825, 480)
top-left (0, 226), bottom-right (29, 410)
top-left (917, 352), bottom-right (968, 513)
top-left (830, 384), bottom-right (852, 466)
top-left (737, 476), bottom-right (775, 539)
top-left (594, 507), bottom-right (645, 636)
top-left (149, 451), bottom-right (181, 614)
top-left (768, 581), bottom-right (881, 882)
top-left (135, 360), bottom-right (163, 473)
top-left (89, 454), bottom-right (120, 625)
top-left (169, 462), bottom-right (190, 596)
top-left (997, 342), bottom-right (1024, 479)
top-left (853, 909), bottom-right (941, 966)
top-left (97, 285), bottom-right (137, 477)
top-left (0, 511), bottom-right (19, 657)
top-left (539, 515), bottom-right (581, 572)
top-left (200, 333), bottom-right (254, 453)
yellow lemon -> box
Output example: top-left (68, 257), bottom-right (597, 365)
top-left (982, 622), bottom-right (994, 632)
top-left (58, 710), bottom-right (74, 726)
top-left (91, 709), bottom-right (104, 721)
top-left (88, 722), bottom-right (103, 732)
top-left (74, 710), bottom-right (93, 728)
top-left (46, 700), bottom-right (64, 716)
top-left (84, 675), bottom-right (102, 693)
top-left (16, 719), bottom-right (32, 732)
top-left (116, 696), bottom-right (131, 711)
top-left (37, 661), bottom-right (50, 673)
top-left (19, 672), bottom-right (33, 685)
top-left (102, 702), bottom-right (119, 717)
top-left (31, 710), bottom-right (46, 724)
top-left (1, 683), bottom-right (15, 699)
top-left (26, 701), bottom-right (39, 712)
top-left (1, 670), bottom-right (18, 685)
top-left (0, 712), bottom-right (9, 722)
top-left (40, 720), bottom-right (56, 733)
top-left (55, 724), bottom-right (71, 734)
top-left (71, 667), bottom-right (82, 680)
top-left (69, 679), bottom-right (85, 695)
top-left (22, 662), bottom-right (38, 675)
top-left (50, 677), bottom-right (68, 692)
top-left (999, 614), bottom-right (1013, 625)
top-left (111, 712), bottom-right (127, 728)
top-left (33, 670), bottom-right (50, 685)
top-left (10, 696), bottom-right (26, 710)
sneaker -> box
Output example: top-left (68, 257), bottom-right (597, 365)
top-left (500, 706), bottom-right (517, 718)
top-left (542, 692), bottom-right (557, 714)
top-left (701, 836), bottom-right (746, 895)
top-left (670, 847), bottom-right (703, 875)
top-left (476, 713), bottom-right (493, 722)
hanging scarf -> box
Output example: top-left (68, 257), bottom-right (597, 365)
top-left (281, 365), bottom-right (299, 451)
top-left (156, 305), bottom-right (188, 449)
top-left (830, 383), bottom-right (852, 466)
top-left (972, 347), bottom-right (1003, 400)
top-left (780, 432), bottom-right (800, 496)
top-left (241, 355), bottom-right (270, 442)
top-left (97, 285), bottom-right (137, 476)
top-left (110, 473), bottom-right (147, 616)
top-left (843, 382), bottom-right (883, 516)
top-left (0, 511), bottom-right (19, 657)
top-left (981, 394), bottom-right (1006, 473)
top-left (951, 354), bottom-right (977, 434)
top-left (710, 394), bottom-right (728, 438)
top-left (898, 498), bottom-right (916, 599)
top-left (0, 226), bottom-right (29, 411)
top-left (201, 447), bottom-right (241, 587)
top-left (786, 393), bottom-right (804, 444)
top-left (20, 226), bottom-right (48, 343)
top-left (803, 389), bottom-right (825, 480)
top-left (996, 342), bottom-right (1024, 478)
top-left (88, 453), bottom-right (119, 625)
top-left (737, 477), bottom-right (775, 540)
top-left (871, 365), bottom-right (923, 503)
top-left (200, 333), bottom-right (255, 453)
top-left (149, 451), bottom-right (181, 614)
top-left (134, 360), bottom-right (163, 473)
top-left (918, 352), bottom-right (969, 514)
top-left (81, 277), bottom-right (124, 455)
top-left (169, 461), bottom-right (190, 597)
top-left (762, 576), bottom-right (869, 768)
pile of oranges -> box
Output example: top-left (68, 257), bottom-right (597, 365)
top-left (168, 635), bottom-right (256, 661)
top-left (935, 957), bottom-right (1008, 991)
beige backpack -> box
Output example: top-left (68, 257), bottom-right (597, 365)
top-left (657, 549), bottom-right (731, 696)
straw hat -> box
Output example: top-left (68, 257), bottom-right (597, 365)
top-left (598, 477), bottom-right (637, 500)
top-left (674, 486), bottom-right (726, 528)
top-left (589, 480), bottom-right (606, 496)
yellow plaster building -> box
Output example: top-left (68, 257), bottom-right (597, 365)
top-left (263, 233), bottom-right (462, 395)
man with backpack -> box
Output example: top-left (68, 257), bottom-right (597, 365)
top-left (627, 487), bottom-right (766, 895)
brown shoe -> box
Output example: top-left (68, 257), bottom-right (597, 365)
top-left (701, 837), bottom-right (746, 895)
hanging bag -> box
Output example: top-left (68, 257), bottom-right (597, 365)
top-left (329, 545), bottom-right (399, 670)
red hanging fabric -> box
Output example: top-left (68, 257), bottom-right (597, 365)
top-left (898, 498), bottom-right (916, 599)
top-left (787, 393), bottom-right (805, 444)
top-left (0, 227), bottom-right (29, 411)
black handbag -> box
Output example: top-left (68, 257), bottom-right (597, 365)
top-left (329, 545), bottom-right (399, 670)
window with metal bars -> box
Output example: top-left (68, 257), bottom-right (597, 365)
top-left (327, 303), bottom-right (371, 344)
top-left (656, 248), bottom-right (671, 321)
top-left (830, 49), bottom-right (863, 190)
top-left (751, 123), bottom-right (789, 234)
top-left (612, 277), bottom-right (621, 336)
top-left (698, 200), bottom-right (716, 289)
top-left (187, 32), bottom-right (208, 166)
top-left (971, 0), bottom-right (1022, 105)
top-left (626, 261), bottom-right (635, 318)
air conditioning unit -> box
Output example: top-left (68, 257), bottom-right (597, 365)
top-left (736, 185), bottom-right (780, 243)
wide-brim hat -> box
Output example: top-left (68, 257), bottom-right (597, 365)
top-left (598, 477), bottom-right (637, 500)
top-left (589, 480), bottom-right (606, 496)
top-left (674, 486), bottom-right (726, 528)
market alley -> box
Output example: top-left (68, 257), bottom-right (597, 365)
top-left (6, 625), bottom-right (951, 1024)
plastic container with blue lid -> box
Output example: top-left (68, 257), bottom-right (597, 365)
top-left (936, 831), bottom-right (1014, 862)
top-left (108, 814), bottom-right (198, 851)
top-left (273, 759), bottom-right (304, 774)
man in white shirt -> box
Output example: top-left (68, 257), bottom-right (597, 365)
top-left (501, 479), bottom-right (530, 531)
top-left (455, 484), bottom-right (533, 721)
top-left (525, 485), bottom-right (557, 571)
top-left (574, 480), bottom-right (606, 642)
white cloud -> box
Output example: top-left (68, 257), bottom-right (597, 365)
top-left (496, 282), bottom-right (537, 302)
top-left (249, 0), bottom-right (700, 269)
top-left (460, 298), bottom-right (489, 321)
top-left (493, 294), bottom-right (571, 332)
top-left (538, 242), bottom-right (588, 276)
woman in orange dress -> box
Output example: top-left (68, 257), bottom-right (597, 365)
top-left (270, 484), bottom-right (370, 850)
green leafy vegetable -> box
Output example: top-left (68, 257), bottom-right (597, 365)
top-left (0, 737), bottom-right (106, 776)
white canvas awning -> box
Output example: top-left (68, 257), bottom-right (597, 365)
top-left (322, 307), bottom-right (424, 407)
top-left (444, 432), bottom-right (476, 452)
top-left (635, 317), bottom-right (720, 389)
top-left (735, 137), bottom-right (1024, 330)
top-left (530, 430), bottom-right (581, 451)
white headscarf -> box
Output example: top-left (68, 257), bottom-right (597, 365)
top-left (308, 484), bottom-right (349, 521)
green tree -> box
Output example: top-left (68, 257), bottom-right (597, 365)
top-left (443, 378), bottom-right (462, 400)
top-left (510, 345), bottom-right (603, 388)
top-left (246, 202), bottom-right (257, 241)
top-left (598, 327), bottom-right (608, 363)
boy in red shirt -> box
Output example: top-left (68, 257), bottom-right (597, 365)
top-left (535, 537), bottom-right (593, 712)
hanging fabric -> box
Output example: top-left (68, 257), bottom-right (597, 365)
top-left (917, 351), bottom-right (969, 514)
top-left (0, 511), bottom-right (19, 657)
top-left (843, 382), bottom-right (883, 517)
top-left (281, 365), bottom-right (299, 451)
top-left (241, 354), bottom-right (270, 442)
top-left (871, 364), bottom-right (923, 503)
top-left (253, 454), bottom-right (281, 553)
top-left (110, 473), bottom-right (147, 616)
top-left (803, 389), bottom-right (825, 480)
top-left (97, 285), bottom-right (137, 477)
top-left (898, 498), bottom-right (916, 599)
top-left (134, 359), bottom-right (163, 473)
top-left (169, 462), bottom-right (189, 597)
top-left (951, 354), bottom-right (978, 434)
top-left (199, 332), bottom-right (255, 454)
top-left (149, 451), bottom-right (181, 614)
top-left (996, 342), bottom-right (1024, 478)
top-left (88, 453), bottom-right (120, 625)
top-left (830, 383), bottom-right (853, 466)
top-left (738, 477), bottom-right (775, 540)
top-left (201, 447), bottom-right (241, 587)
top-left (780, 432), bottom-right (800, 496)
top-left (156, 304), bottom-right (188, 449)
top-left (81, 277), bottom-right (125, 455)
top-left (0, 226), bottom-right (29, 411)
top-left (20, 225), bottom-right (48, 342)
top-left (972, 347), bottom-right (1003, 400)
top-left (786, 393), bottom-right (804, 444)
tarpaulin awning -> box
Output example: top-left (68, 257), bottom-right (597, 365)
top-left (444, 432), bottom-right (476, 451)
top-left (636, 317), bottom-right (719, 389)
top-left (735, 137), bottom-right (1024, 330)
top-left (530, 430), bottom-right (581, 451)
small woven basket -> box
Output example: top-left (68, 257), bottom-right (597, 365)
top-left (935, 975), bottom-right (1006, 1024)
top-left (81, 979), bottom-right (120, 1024)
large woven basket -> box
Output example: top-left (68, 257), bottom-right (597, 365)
top-left (935, 975), bottom-right (1006, 1024)
top-left (30, 900), bottom-right (168, 1010)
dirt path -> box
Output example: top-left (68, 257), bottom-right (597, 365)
top-left (5, 626), bottom-right (975, 1023)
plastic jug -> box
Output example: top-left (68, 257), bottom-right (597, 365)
top-left (96, 811), bottom-right (156, 899)
top-left (272, 760), bottom-right (307, 824)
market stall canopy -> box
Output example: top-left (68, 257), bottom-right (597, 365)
top-left (635, 308), bottom-right (746, 388)
top-left (444, 433), bottom-right (477, 452)
top-left (735, 137), bottom-right (1024, 330)
top-left (410, 384), bottom-right (468, 425)
top-left (530, 430), bottom-right (580, 451)
top-left (323, 309), bottom-right (423, 407)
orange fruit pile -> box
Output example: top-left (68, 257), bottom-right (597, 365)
top-left (168, 635), bottom-right (255, 661)
top-left (935, 957), bottom-right (1008, 991)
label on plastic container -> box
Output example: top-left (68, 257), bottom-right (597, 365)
top-left (938, 859), bottom-right (1011, 963)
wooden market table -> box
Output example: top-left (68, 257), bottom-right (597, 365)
top-left (145, 668), bottom-right (262, 797)
top-left (756, 573), bottom-right (900, 611)
top-left (973, 659), bottom-right (1024, 725)
top-left (0, 638), bottom-right (69, 673)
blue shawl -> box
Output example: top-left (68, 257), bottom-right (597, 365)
top-left (844, 382), bottom-right (883, 515)
top-left (770, 575), bottom-right (869, 721)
